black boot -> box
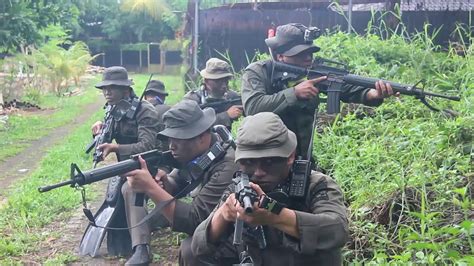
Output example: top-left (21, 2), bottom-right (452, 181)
top-left (125, 244), bottom-right (151, 266)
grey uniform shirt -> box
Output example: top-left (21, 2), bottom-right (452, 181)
top-left (170, 137), bottom-right (238, 235)
top-left (191, 171), bottom-right (349, 266)
top-left (241, 59), bottom-right (383, 157)
top-left (114, 100), bottom-right (161, 161)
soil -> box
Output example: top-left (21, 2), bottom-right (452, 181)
top-left (0, 95), bottom-right (179, 265)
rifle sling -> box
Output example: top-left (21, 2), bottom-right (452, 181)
top-left (82, 176), bottom-right (203, 231)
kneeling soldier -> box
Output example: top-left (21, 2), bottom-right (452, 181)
top-left (191, 112), bottom-right (349, 265)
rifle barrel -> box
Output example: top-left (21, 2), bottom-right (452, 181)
top-left (38, 179), bottom-right (74, 192)
top-left (343, 74), bottom-right (460, 101)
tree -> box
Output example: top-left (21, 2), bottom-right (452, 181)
top-left (0, 0), bottom-right (83, 53)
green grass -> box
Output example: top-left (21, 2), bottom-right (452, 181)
top-left (0, 76), bottom-right (101, 161)
top-left (0, 110), bottom-right (103, 262)
top-left (311, 26), bottom-right (473, 264)
top-left (0, 73), bottom-right (184, 264)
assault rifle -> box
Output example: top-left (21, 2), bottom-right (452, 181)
top-left (200, 97), bottom-right (242, 113)
top-left (38, 150), bottom-right (176, 193)
top-left (232, 172), bottom-right (266, 249)
top-left (271, 57), bottom-right (461, 113)
top-left (85, 100), bottom-right (136, 167)
top-left (85, 104), bottom-right (116, 168)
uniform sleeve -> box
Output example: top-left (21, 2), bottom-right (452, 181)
top-left (191, 188), bottom-right (234, 256)
top-left (183, 91), bottom-right (201, 103)
top-left (281, 173), bottom-right (349, 254)
top-left (215, 111), bottom-right (232, 127)
top-left (171, 157), bottom-right (237, 235)
top-left (241, 66), bottom-right (298, 116)
top-left (340, 84), bottom-right (383, 107)
top-left (116, 103), bottom-right (160, 157)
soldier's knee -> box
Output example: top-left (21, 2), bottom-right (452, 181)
top-left (179, 237), bottom-right (194, 264)
top-left (121, 181), bottom-right (132, 196)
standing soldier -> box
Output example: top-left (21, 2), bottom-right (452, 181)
top-left (241, 23), bottom-right (396, 158)
top-left (185, 58), bottom-right (243, 129)
top-left (84, 66), bottom-right (161, 257)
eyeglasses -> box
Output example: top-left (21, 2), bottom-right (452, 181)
top-left (239, 157), bottom-right (287, 171)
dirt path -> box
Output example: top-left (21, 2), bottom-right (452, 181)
top-left (0, 95), bottom-right (179, 265)
top-left (0, 96), bottom-right (103, 202)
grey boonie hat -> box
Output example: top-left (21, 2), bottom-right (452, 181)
top-left (145, 80), bottom-right (168, 96)
top-left (200, 58), bottom-right (233, 80)
top-left (235, 112), bottom-right (297, 161)
top-left (95, 66), bottom-right (134, 88)
top-left (159, 100), bottom-right (216, 140)
top-left (265, 23), bottom-right (320, 56)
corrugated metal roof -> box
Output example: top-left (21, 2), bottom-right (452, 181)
top-left (401, 0), bottom-right (473, 11)
top-left (347, 0), bottom-right (473, 11)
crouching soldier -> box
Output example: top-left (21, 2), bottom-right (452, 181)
top-left (191, 112), bottom-right (349, 265)
top-left (124, 100), bottom-right (238, 265)
top-left (185, 58), bottom-right (242, 129)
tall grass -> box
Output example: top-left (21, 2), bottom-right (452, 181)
top-left (313, 16), bottom-right (473, 264)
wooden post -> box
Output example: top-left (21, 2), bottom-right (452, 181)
top-left (139, 49), bottom-right (142, 72)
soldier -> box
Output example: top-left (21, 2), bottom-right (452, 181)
top-left (86, 66), bottom-right (161, 257)
top-left (124, 100), bottom-right (238, 265)
top-left (191, 112), bottom-right (349, 265)
top-left (91, 66), bottom-right (160, 161)
top-left (242, 23), bottom-right (397, 158)
top-left (144, 79), bottom-right (171, 121)
top-left (184, 58), bottom-right (242, 129)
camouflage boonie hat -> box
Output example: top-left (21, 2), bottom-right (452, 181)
top-left (158, 100), bottom-right (216, 140)
top-left (200, 58), bottom-right (233, 80)
top-left (145, 80), bottom-right (168, 96)
top-left (95, 66), bottom-right (134, 88)
top-left (235, 112), bottom-right (297, 161)
top-left (265, 23), bottom-right (320, 56)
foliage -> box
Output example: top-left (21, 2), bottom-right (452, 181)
top-left (312, 21), bottom-right (473, 264)
top-left (2, 24), bottom-right (98, 97)
top-left (78, 0), bottom-right (182, 48)
top-left (0, 74), bottom-right (184, 263)
top-left (0, 78), bottom-right (100, 161)
top-left (0, 0), bottom-right (83, 53)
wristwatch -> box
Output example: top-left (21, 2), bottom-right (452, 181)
top-left (259, 194), bottom-right (284, 215)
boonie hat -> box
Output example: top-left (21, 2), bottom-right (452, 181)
top-left (265, 23), bottom-right (320, 56)
top-left (235, 112), bottom-right (297, 161)
top-left (200, 58), bottom-right (233, 80)
top-left (159, 100), bottom-right (216, 140)
top-left (145, 80), bottom-right (168, 96)
top-left (95, 66), bottom-right (134, 88)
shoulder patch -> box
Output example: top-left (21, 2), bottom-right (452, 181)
top-left (311, 179), bottom-right (329, 202)
top-left (248, 78), bottom-right (261, 90)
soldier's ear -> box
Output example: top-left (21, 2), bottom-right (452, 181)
top-left (287, 151), bottom-right (296, 166)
